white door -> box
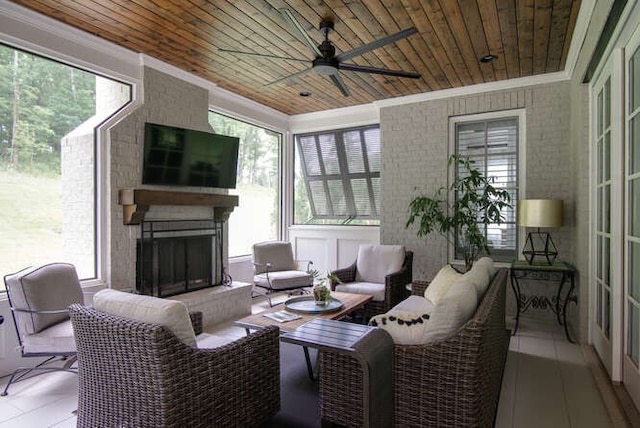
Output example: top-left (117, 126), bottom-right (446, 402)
top-left (623, 27), bottom-right (640, 409)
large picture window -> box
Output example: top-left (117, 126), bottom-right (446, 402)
top-left (452, 114), bottom-right (520, 262)
top-left (294, 125), bottom-right (380, 225)
top-left (0, 44), bottom-right (131, 289)
top-left (208, 112), bottom-right (281, 257)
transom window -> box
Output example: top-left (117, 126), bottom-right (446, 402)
top-left (294, 125), bottom-right (380, 225)
top-left (453, 115), bottom-right (520, 262)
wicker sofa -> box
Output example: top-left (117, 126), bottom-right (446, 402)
top-left (393, 267), bottom-right (509, 427)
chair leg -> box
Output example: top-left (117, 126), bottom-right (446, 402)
top-left (1, 356), bottom-right (77, 396)
top-left (251, 288), bottom-right (273, 307)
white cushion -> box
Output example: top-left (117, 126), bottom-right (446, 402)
top-left (355, 245), bottom-right (405, 284)
top-left (21, 319), bottom-right (76, 354)
top-left (389, 295), bottom-right (434, 315)
top-left (252, 241), bottom-right (297, 274)
top-left (423, 279), bottom-right (478, 344)
top-left (335, 282), bottom-right (386, 301)
top-left (254, 270), bottom-right (312, 290)
top-left (369, 312), bottom-right (430, 345)
top-left (196, 333), bottom-right (232, 349)
top-left (424, 265), bottom-right (462, 304)
top-left (469, 257), bottom-right (495, 297)
top-left (93, 289), bottom-right (196, 347)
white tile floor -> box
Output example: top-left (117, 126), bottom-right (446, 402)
top-left (0, 298), bottom-right (628, 427)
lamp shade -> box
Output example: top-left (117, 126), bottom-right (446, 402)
top-left (517, 199), bottom-right (564, 228)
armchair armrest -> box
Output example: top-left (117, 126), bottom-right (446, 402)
top-left (411, 280), bottom-right (430, 297)
top-left (11, 307), bottom-right (70, 315)
top-left (189, 311), bottom-right (203, 335)
top-left (330, 261), bottom-right (357, 290)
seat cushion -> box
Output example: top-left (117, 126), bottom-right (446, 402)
top-left (93, 289), bottom-right (196, 347)
top-left (254, 270), bottom-right (312, 290)
top-left (389, 295), bottom-right (434, 315)
top-left (21, 319), bottom-right (76, 354)
top-left (5, 263), bottom-right (83, 334)
top-left (252, 241), bottom-right (297, 274)
top-left (424, 264), bottom-right (462, 304)
top-left (355, 245), bottom-right (405, 284)
top-left (335, 282), bottom-right (386, 301)
top-left (369, 312), bottom-right (430, 345)
top-left (423, 279), bottom-right (478, 344)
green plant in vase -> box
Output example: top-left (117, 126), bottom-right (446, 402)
top-left (406, 154), bottom-right (512, 271)
top-left (308, 270), bottom-right (340, 306)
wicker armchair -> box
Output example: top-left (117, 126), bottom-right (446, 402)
top-left (330, 246), bottom-right (413, 319)
top-left (69, 304), bottom-right (280, 428)
top-left (393, 268), bottom-right (509, 428)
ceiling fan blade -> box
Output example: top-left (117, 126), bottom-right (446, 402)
top-left (219, 48), bottom-right (308, 63)
top-left (280, 8), bottom-right (323, 58)
top-left (265, 67), bottom-right (313, 87)
top-left (337, 27), bottom-right (418, 62)
top-left (338, 63), bottom-right (421, 79)
top-left (329, 73), bottom-right (350, 97)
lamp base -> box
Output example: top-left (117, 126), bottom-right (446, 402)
top-left (522, 231), bottom-right (558, 265)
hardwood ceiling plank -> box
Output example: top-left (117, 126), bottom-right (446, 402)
top-left (532, 0), bottom-right (553, 74)
top-left (517, 0), bottom-right (535, 76)
top-left (496, 0), bottom-right (521, 79)
top-left (472, 0), bottom-right (507, 81)
top-left (438, 0), bottom-right (486, 84)
top-left (8, 0), bottom-right (582, 115)
top-left (545, 0), bottom-right (574, 71)
top-left (401, 0), bottom-right (463, 88)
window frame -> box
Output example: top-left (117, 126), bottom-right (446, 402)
top-left (449, 109), bottom-right (526, 266)
top-left (293, 124), bottom-right (381, 224)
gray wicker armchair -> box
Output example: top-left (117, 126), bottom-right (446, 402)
top-left (330, 246), bottom-right (413, 319)
top-left (69, 304), bottom-right (280, 428)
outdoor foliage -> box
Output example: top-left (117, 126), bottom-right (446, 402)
top-left (406, 154), bottom-right (512, 270)
top-left (0, 45), bottom-right (96, 174)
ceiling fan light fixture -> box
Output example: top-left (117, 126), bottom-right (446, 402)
top-left (480, 54), bottom-right (496, 63)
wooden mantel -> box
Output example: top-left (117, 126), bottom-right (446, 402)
top-left (118, 189), bottom-right (239, 225)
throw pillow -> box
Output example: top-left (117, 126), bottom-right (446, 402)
top-left (94, 289), bottom-right (197, 347)
top-left (369, 312), bottom-right (430, 345)
top-left (423, 279), bottom-right (478, 344)
top-left (424, 264), bottom-right (462, 304)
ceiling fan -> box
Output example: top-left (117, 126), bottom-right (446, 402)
top-left (219, 9), bottom-right (421, 97)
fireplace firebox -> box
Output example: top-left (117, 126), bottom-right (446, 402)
top-left (136, 219), bottom-right (224, 297)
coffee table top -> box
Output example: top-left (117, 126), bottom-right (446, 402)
top-left (234, 291), bottom-right (372, 333)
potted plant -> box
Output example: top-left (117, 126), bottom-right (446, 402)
top-left (308, 269), bottom-right (340, 306)
top-left (406, 154), bottom-right (512, 271)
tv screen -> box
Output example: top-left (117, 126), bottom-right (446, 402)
top-left (142, 122), bottom-right (240, 189)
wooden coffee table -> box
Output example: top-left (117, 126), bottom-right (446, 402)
top-left (234, 291), bottom-right (372, 333)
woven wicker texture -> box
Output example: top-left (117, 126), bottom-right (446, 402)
top-left (330, 251), bottom-right (413, 319)
top-left (69, 304), bottom-right (280, 428)
top-left (394, 268), bottom-right (509, 428)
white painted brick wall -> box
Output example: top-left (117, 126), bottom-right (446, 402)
top-left (108, 67), bottom-right (230, 290)
top-left (380, 81), bottom-right (573, 281)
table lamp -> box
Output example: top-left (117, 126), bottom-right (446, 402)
top-left (517, 199), bottom-right (564, 265)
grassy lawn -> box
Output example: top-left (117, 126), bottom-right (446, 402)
top-left (0, 170), bottom-right (62, 288)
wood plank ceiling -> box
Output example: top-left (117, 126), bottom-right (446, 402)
top-left (9, 0), bottom-right (582, 116)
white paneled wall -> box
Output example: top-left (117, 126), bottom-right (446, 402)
top-left (289, 226), bottom-right (380, 275)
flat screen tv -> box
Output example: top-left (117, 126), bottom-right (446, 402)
top-left (142, 122), bottom-right (240, 189)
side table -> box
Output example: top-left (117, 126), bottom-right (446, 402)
top-left (281, 318), bottom-right (393, 428)
top-left (510, 260), bottom-right (577, 342)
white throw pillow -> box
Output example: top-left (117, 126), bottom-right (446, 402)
top-left (470, 257), bottom-right (495, 297)
top-left (423, 279), bottom-right (478, 344)
top-left (424, 264), bottom-right (462, 304)
top-left (369, 312), bottom-right (431, 345)
top-left (355, 244), bottom-right (405, 283)
top-left (93, 289), bottom-right (196, 347)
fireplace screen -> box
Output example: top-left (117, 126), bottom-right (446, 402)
top-left (136, 219), bottom-right (223, 297)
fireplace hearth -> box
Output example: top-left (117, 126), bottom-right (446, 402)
top-left (136, 219), bottom-right (224, 297)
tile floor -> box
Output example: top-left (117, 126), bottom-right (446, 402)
top-left (0, 296), bottom-right (631, 427)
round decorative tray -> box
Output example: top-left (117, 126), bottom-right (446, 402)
top-left (284, 296), bottom-right (344, 314)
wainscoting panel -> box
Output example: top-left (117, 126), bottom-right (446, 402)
top-left (289, 226), bottom-right (380, 275)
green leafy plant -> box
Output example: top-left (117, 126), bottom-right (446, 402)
top-left (406, 155), bottom-right (512, 271)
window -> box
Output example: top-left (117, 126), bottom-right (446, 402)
top-left (0, 44), bottom-right (131, 289)
top-left (294, 124), bottom-right (380, 225)
top-left (208, 112), bottom-right (281, 257)
top-left (452, 114), bottom-right (520, 262)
